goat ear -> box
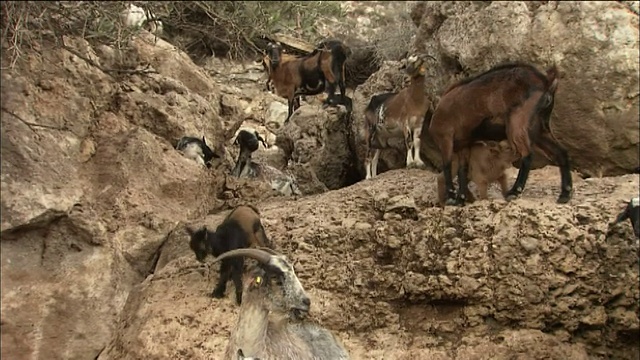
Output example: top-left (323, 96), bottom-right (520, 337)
top-left (202, 136), bottom-right (207, 145)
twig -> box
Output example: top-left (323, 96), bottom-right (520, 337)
top-left (1, 106), bottom-right (70, 134)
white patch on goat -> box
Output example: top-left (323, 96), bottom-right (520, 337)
top-left (631, 197), bottom-right (639, 207)
top-left (377, 104), bottom-right (386, 125)
top-left (182, 143), bottom-right (205, 166)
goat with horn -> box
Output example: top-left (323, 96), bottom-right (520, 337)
top-left (216, 248), bottom-right (350, 360)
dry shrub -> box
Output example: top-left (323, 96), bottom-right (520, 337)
top-left (370, 4), bottom-right (416, 62)
top-left (1, 1), bottom-right (147, 71)
top-left (145, 1), bottom-right (343, 63)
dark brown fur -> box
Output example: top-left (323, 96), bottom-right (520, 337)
top-left (429, 62), bottom-right (571, 206)
top-left (262, 41), bottom-right (350, 121)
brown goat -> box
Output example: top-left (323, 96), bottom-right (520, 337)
top-left (428, 62), bottom-right (571, 206)
top-left (364, 54), bottom-right (433, 179)
top-left (186, 204), bottom-right (273, 304)
top-left (262, 41), bottom-right (350, 122)
top-left (437, 140), bottom-right (519, 206)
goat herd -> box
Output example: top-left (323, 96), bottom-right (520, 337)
top-left (172, 39), bottom-right (638, 359)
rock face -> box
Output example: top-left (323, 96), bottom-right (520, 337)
top-left (2, 5), bottom-right (639, 360)
top-left (275, 103), bottom-right (360, 193)
top-left (0, 32), bottom-right (250, 359)
top-left (99, 168), bottom-right (639, 360)
top-left (410, 1), bottom-right (639, 177)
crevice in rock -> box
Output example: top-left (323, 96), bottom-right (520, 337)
top-left (147, 226), bottom-right (177, 276)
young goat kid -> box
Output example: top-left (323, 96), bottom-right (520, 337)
top-left (176, 136), bottom-right (218, 168)
top-left (215, 248), bottom-right (350, 360)
top-left (364, 54), bottom-right (433, 179)
top-left (186, 205), bottom-right (273, 305)
top-left (429, 62), bottom-right (571, 206)
top-left (232, 129), bottom-right (301, 197)
top-left (263, 41), bottom-right (350, 122)
top-left (437, 140), bottom-right (519, 206)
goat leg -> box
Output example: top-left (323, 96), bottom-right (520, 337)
top-left (534, 134), bottom-right (573, 203)
top-left (442, 162), bottom-right (457, 206)
top-left (231, 258), bottom-right (244, 305)
top-left (455, 162), bottom-right (470, 206)
top-left (285, 98), bottom-right (295, 123)
top-left (412, 127), bottom-right (425, 168)
top-left (371, 149), bottom-right (381, 178)
top-left (405, 130), bottom-right (414, 168)
top-left (212, 260), bottom-right (232, 298)
top-left (506, 154), bottom-right (532, 200)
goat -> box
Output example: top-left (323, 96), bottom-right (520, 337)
top-left (186, 205), bottom-right (273, 305)
top-left (428, 62), bottom-right (571, 206)
top-left (234, 128), bottom-right (268, 152)
top-left (214, 248), bottom-right (350, 360)
top-left (437, 140), bottom-right (519, 206)
top-left (232, 130), bottom-right (301, 197)
top-left (364, 54), bottom-right (434, 179)
top-left (175, 136), bottom-right (218, 168)
top-left (609, 197), bottom-right (640, 239)
top-left (121, 3), bottom-right (163, 35)
top-left (263, 41), bottom-right (351, 122)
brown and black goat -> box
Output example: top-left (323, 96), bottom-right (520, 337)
top-left (428, 62), bottom-right (571, 206)
top-left (364, 54), bottom-right (434, 179)
top-left (262, 41), bottom-right (351, 122)
top-left (186, 205), bottom-right (273, 305)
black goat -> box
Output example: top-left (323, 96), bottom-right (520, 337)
top-left (175, 136), bottom-right (218, 168)
top-left (186, 205), bottom-right (273, 305)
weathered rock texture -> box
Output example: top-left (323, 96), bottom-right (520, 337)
top-left (2, 4), bottom-right (640, 360)
top-left (275, 104), bottom-right (361, 193)
top-left (100, 168), bottom-right (639, 360)
top-left (0, 32), bottom-right (270, 359)
top-left (410, 1), bottom-right (639, 177)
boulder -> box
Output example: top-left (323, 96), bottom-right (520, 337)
top-left (275, 103), bottom-right (359, 192)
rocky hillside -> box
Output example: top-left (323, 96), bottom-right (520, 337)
top-left (1, 1), bottom-right (639, 360)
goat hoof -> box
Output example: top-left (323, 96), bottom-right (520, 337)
top-left (557, 193), bottom-right (571, 204)
top-left (444, 198), bottom-right (457, 206)
top-left (505, 192), bottom-right (520, 201)
top-left (211, 289), bottom-right (225, 298)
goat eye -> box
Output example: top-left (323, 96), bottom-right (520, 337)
top-left (255, 276), bottom-right (263, 285)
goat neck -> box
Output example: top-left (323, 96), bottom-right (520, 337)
top-left (407, 72), bottom-right (427, 103)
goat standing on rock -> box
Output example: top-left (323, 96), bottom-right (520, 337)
top-left (429, 62), bottom-right (571, 206)
top-left (232, 129), bottom-right (301, 197)
top-left (364, 54), bottom-right (434, 179)
top-left (262, 41), bottom-right (351, 122)
top-left (186, 205), bottom-right (273, 305)
top-left (215, 248), bottom-right (350, 360)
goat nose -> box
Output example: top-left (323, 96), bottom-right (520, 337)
top-left (302, 297), bottom-right (311, 307)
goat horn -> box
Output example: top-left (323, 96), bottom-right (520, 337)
top-left (423, 54), bottom-right (438, 62)
top-left (256, 246), bottom-right (280, 256)
top-left (212, 248), bottom-right (273, 265)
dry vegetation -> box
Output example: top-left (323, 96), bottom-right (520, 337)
top-left (1, 1), bottom-right (347, 69)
